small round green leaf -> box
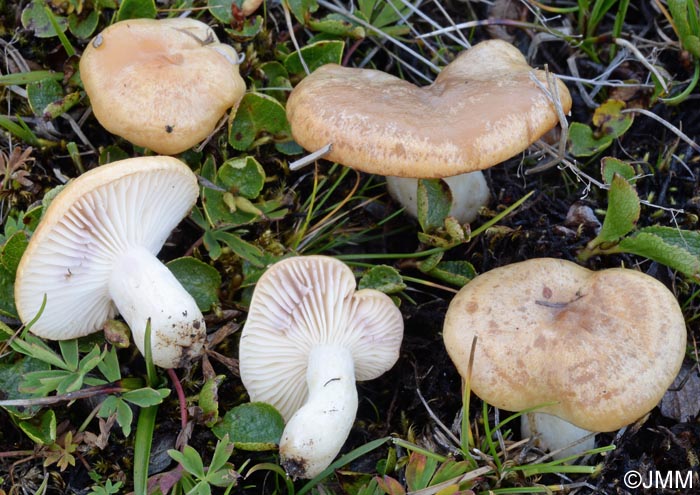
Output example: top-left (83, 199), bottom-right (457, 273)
top-left (219, 157), bottom-right (266, 199)
top-left (167, 257), bottom-right (221, 311)
top-left (417, 179), bottom-right (452, 233)
top-left (27, 79), bottom-right (63, 117)
top-left (21, 0), bottom-right (68, 38)
top-left (116, 0), bottom-right (157, 21)
top-left (284, 40), bottom-right (345, 75)
top-left (358, 265), bottom-right (406, 294)
top-left (212, 402), bottom-right (285, 451)
top-left (229, 93), bottom-right (292, 151)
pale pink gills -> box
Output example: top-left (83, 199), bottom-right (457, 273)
top-left (239, 255), bottom-right (404, 478)
top-left (80, 18), bottom-right (246, 155)
top-left (14, 156), bottom-right (205, 369)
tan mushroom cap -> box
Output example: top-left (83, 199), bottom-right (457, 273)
top-left (80, 18), bottom-right (246, 155)
top-left (286, 39), bottom-right (572, 178)
top-left (442, 258), bottom-right (687, 433)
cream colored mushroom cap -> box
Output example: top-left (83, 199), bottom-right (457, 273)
top-left (80, 17), bottom-right (246, 155)
top-left (14, 156), bottom-right (199, 339)
top-left (286, 39), bottom-right (572, 178)
top-left (239, 255), bottom-right (404, 421)
top-left (442, 258), bottom-right (686, 432)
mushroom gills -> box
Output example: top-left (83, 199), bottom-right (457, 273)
top-left (109, 245), bottom-right (205, 369)
top-left (279, 344), bottom-right (358, 479)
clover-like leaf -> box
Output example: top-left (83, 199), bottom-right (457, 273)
top-left (212, 402), bottom-right (285, 451)
top-left (358, 265), bottom-right (406, 294)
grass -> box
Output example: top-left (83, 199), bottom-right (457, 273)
top-left (0, 0), bottom-right (699, 494)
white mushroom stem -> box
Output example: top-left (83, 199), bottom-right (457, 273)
top-left (385, 172), bottom-right (490, 225)
top-left (521, 412), bottom-right (596, 460)
top-left (279, 344), bottom-right (358, 479)
top-left (109, 245), bottom-right (205, 369)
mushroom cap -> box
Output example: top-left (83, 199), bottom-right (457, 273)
top-left (286, 39), bottom-right (572, 178)
top-left (239, 255), bottom-right (404, 421)
top-left (79, 18), bottom-right (246, 155)
top-left (14, 156), bottom-right (199, 339)
top-left (442, 258), bottom-right (687, 432)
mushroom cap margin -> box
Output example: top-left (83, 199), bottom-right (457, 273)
top-left (238, 255), bottom-right (404, 421)
top-left (442, 257), bottom-right (686, 432)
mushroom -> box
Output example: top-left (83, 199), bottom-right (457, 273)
top-left (79, 17), bottom-right (246, 155)
top-left (442, 258), bottom-right (686, 458)
top-left (286, 39), bottom-right (571, 224)
top-left (238, 255), bottom-right (404, 478)
top-left (14, 156), bottom-right (205, 369)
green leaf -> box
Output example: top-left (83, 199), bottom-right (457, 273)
top-left (203, 230), bottom-right (222, 260)
top-left (68, 10), bottom-right (99, 39)
top-left (601, 157), bottom-right (636, 185)
top-left (97, 347), bottom-right (122, 383)
top-left (199, 375), bottom-right (225, 427)
top-left (417, 179), bottom-right (452, 233)
top-left (358, 265), bottom-right (406, 294)
top-left (212, 402), bottom-right (285, 451)
top-left (212, 231), bottom-right (265, 267)
top-left (123, 387), bottom-right (170, 407)
top-left (219, 157), bottom-right (266, 199)
top-left (0, 356), bottom-right (50, 419)
top-left (170, 445), bottom-right (206, 478)
top-left (21, 0), bottom-right (68, 38)
top-left (43, 91), bottom-right (81, 120)
top-left (0, 71), bottom-right (63, 86)
top-left (405, 452), bottom-right (438, 491)
top-left (19, 409), bottom-right (56, 445)
top-left (597, 174), bottom-right (640, 242)
top-left (225, 16), bottom-right (264, 39)
top-left (115, 398), bottom-right (134, 437)
top-left (59, 339), bottom-right (79, 371)
top-left (284, 0), bottom-right (319, 24)
top-left (208, 0), bottom-right (240, 23)
top-left (426, 260), bottom-right (476, 287)
top-left (27, 78), bottom-right (63, 116)
top-left (167, 257), bottom-right (221, 311)
top-left (567, 122), bottom-right (613, 157)
top-left (307, 15), bottom-right (365, 38)
top-left (116, 0), bottom-right (157, 21)
top-left (0, 231), bottom-right (28, 318)
top-left (229, 93), bottom-right (292, 150)
top-left (429, 459), bottom-right (471, 485)
top-left (618, 227), bottom-right (700, 280)
top-left (592, 99), bottom-right (634, 140)
top-left (284, 40), bottom-right (345, 75)
top-left (209, 435), bottom-right (235, 473)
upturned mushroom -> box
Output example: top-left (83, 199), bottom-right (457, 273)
top-left (442, 258), bottom-right (686, 458)
top-left (80, 17), bottom-right (246, 155)
top-left (286, 39), bottom-right (571, 224)
top-left (238, 255), bottom-right (404, 478)
top-left (14, 156), bottom-right (205, 369)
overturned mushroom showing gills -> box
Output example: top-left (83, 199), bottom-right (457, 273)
top-left (14, 156), bottom-right (205, 369)
top-left (286, 39), bottom-right (572, 222)
top-left (239, 256), bottom-right (404, 478)
top-left (80, 17), bottom-right (246, 155)
top-left (443, 258), bottom-right (686, 458)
